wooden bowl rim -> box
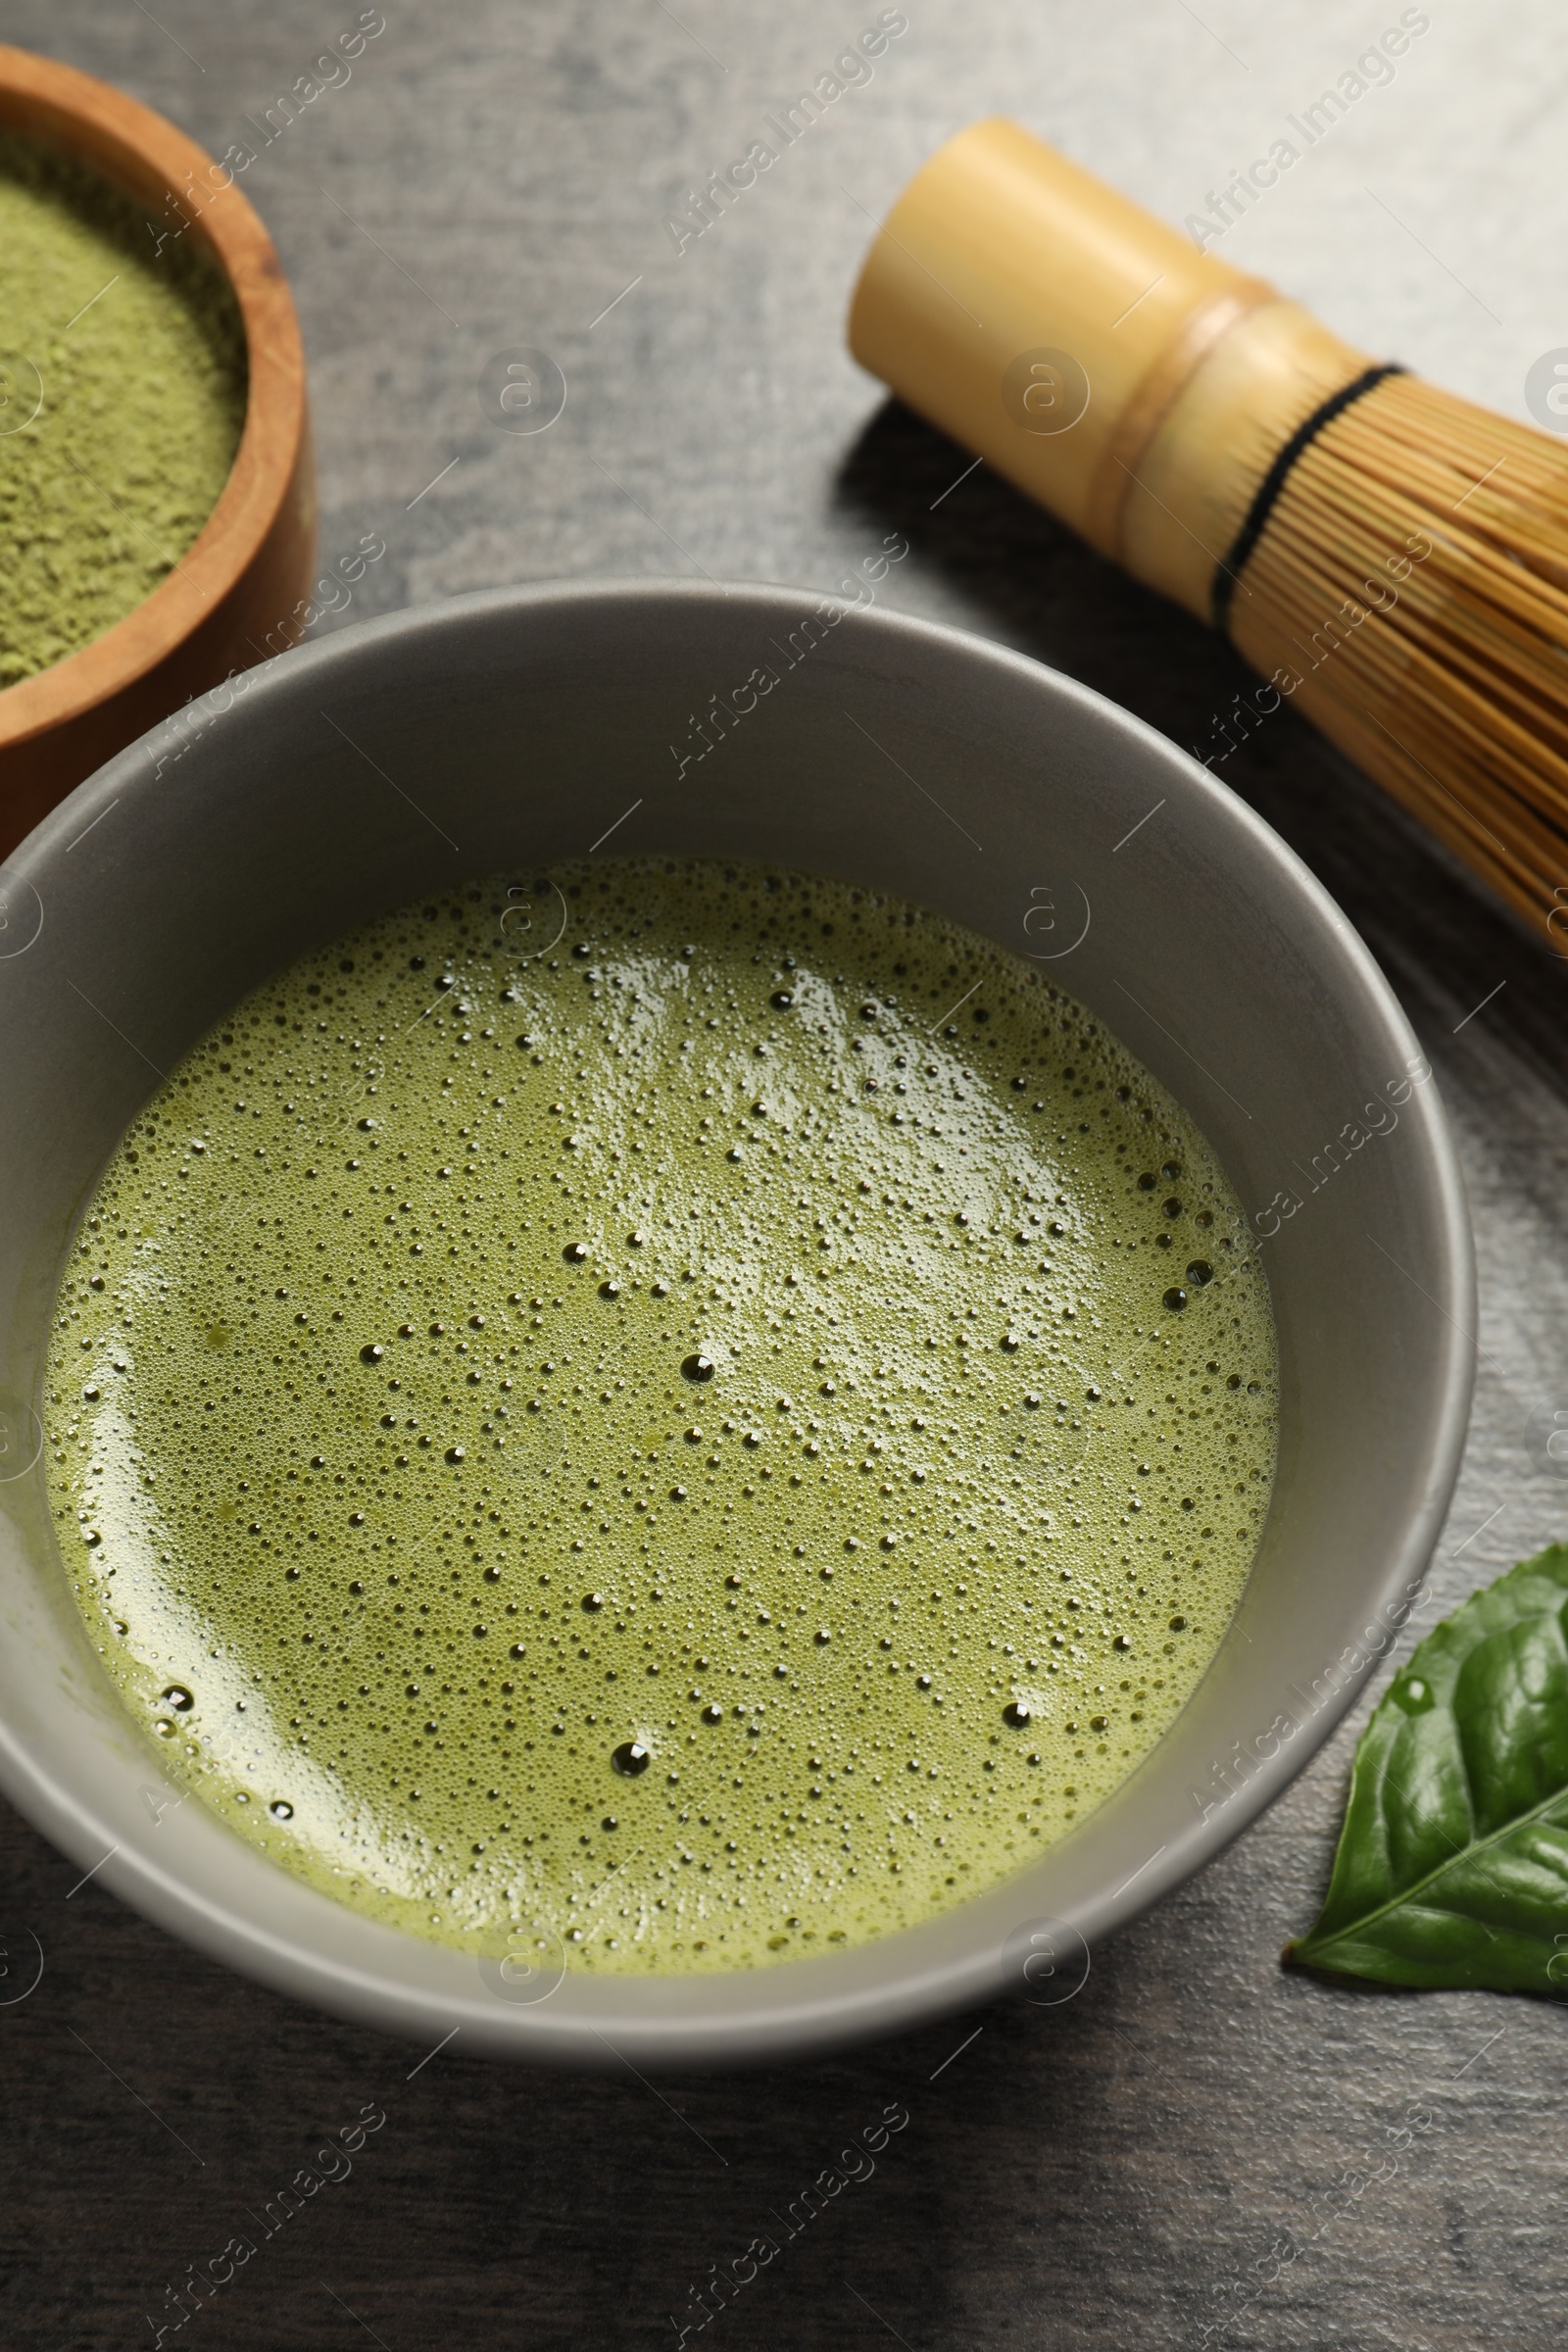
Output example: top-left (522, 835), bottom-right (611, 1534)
top-left (0, 44), bottom-right (308, 755)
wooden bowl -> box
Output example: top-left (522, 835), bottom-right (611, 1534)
top-left (0, 46), bottom-right (315, 858)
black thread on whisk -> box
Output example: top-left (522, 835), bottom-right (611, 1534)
top-left (1210, 363), bottom-right (1408, 632)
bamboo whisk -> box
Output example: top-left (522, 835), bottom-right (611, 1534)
top-left (848, 120), bottom-right (1568, 950)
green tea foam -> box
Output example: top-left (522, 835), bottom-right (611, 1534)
top-left (45, 858), bottom-right (1276, 1973)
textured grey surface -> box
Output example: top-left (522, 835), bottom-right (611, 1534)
top-left (3, 3), bottom-right (1567, 2346)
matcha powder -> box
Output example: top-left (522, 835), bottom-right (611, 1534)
top-left (0, 129), bottom-right (247, 687)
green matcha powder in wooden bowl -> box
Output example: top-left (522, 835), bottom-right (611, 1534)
top-left (0, 127), bottom-right (247, 688)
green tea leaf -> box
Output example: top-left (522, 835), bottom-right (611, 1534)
top-left (1286, 1542), bottom-right (1568, 1996)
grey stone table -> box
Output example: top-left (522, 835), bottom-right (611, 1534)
top-left (3, 4), bottom-right (1566, 2345)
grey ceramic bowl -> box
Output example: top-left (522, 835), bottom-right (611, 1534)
top-left (0, 580), bottom-right (1473, 2067)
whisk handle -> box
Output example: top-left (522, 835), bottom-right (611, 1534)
top-left (848, 119), bottom-right (1377, 622)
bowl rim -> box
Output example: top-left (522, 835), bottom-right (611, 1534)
top-left (0, 575), bottom-right (1477, 2064)
top-left (0, 42), bottom-right (308, 754)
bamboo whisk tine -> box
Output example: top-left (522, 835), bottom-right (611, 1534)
top-left (1232, 374), bottom-right (1568, 939)
top-left (848, 120), bottom-right (1568, 953)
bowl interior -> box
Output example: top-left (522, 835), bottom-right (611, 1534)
top-left (0, 581), bottom-right (1473, 2065)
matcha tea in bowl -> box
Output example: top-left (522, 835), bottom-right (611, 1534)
top-left (0, 580), bottom-right (1473, 2066)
